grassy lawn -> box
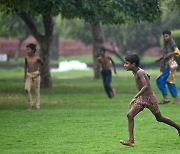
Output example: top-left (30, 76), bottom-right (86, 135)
top-left (0, 68), bottom-right (177, 79)
top-left (0, 55), bottom-right (157, 65)
top-left (0, 70), bottom-right (180, 154)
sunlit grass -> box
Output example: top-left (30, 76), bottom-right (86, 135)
top-left (0, 76), bottom-right (179, 154)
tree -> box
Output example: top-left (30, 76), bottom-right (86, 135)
top-left (103, 0), bottom-right (180, 56)
top-left (0, 0), bottom-right (61, 88)
top-left (0, 12), bottom-right (30, 60)
top-left (1, 0), bottom-right (163, 80)
top-left (55, 17), bottom-right (92, 45)
top-left (59, 0), bottom-right (162, 78)
top-left (104, 21), bottom-right (162, 55)
top-left (164, 0), bottom-right (180, 11)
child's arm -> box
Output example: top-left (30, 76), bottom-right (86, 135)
top-left (164, 52), bottom-right (176, 59)
top-left (134, 71), bottom-right (148, 98)
top-left (94, 57), bottom-right (101, 70)
top-left (109, 57), bottom-right (117, 74)
top-left (128, 98), bottom-right (136, 108)
top-left (174, 47), bottom-right (180, 56)
top-left (128, 71), bottom-right (148, 107)
top-left (24, 58), bottom-right (27, 81)
top-left (38, 57), bottom-right (44, 65)
top-left (155, 56), bottom-right (163, 63)
top-left (164, 46), bottom-right (180, 59)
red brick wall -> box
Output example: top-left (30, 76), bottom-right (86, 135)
top-left (0, 36), bottom-right (161, 58)
top-left (0, 36), bottom-right (92, 58)
top-left (0, 38), bottom-right (19, 58)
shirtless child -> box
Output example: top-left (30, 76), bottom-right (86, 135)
top-left (24, 43), bottom-right (44, 111)
top-left (96, 47), bottom-right (117, 98)
top-left (120, 54), bottom-right (180, 147)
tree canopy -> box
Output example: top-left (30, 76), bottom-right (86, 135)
top-left (60, 0), bottom-right (162, 24)
top-left (0, 0), bottom-right (163, 81)
top-left (0, 0), bottom-right (60, 88)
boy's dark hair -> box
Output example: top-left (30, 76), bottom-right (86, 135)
top-left (99, 47), bottom-right (106, 52)
top-left (125, 54), bottom-right (140, 67)
top-left (163, 30), bottom-right (171, 35)
top-left (26, 43), bottom-right (36, 53)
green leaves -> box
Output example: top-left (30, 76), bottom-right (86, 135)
top-left (1, 0), bottom-right (162, 24)
top-left (59, 0), bottom-right (162, 24)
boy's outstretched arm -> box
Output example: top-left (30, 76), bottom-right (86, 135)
top-left (155, 56), bottom-right (163, 63)
top-left (110, 57), bottom-right (117, 74)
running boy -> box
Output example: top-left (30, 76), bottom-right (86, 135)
top-left (120, 54), bottom-right (180, 147)
top-left (24, 43), bottom-right (44, 111)
top-left (96, 47), bottom-right (117, 98)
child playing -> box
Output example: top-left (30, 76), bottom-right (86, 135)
top-left (96, 47), bottom-right (117, 98)
top-left (156, 30), bottom-right (180, 104)
top-left (24, 43), bottom-right (44, 111)
top-left (120, 54), bottom-right (180, 147)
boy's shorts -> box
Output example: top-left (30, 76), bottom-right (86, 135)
top-left (25, 71), bottom-right (40, 91)
top-left (133, 93), bottom-right (160, 115)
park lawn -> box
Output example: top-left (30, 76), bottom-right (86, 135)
top-left (0, 74), bottom-right (180, 154)
top-left (0, 68), bottom-right (178, 79)
top-left (0, 55), bottom-right (157, 65)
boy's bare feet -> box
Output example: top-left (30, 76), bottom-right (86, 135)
top-left (36, 105), bottom-right (40, 110)
top-left (110, 89), bottom-right (116, 98)
top-left (28, 104), bottom-right (35, 111)
top-left (159, 96), bottom-right (170, 104)
top-left (120, 139), bottom-right (135, 147)
top-left (159, 100), bottom-right (170, 105)
top-left (28, 105), bottom-right (33, 111)
top-left (112, 89), bottom-right (116, 96)
top-left (174, 98), bottom-right (180, 104)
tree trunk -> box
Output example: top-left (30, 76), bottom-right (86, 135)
top-left (14, 37), bottom-right (27, 60)
top-left (39, 40), bottom-right (52, 88)
top-left (91, 22), bottom-right (104, 79)
top-left (19, 13), bottom-right (53, 88)
top-left (50, 33), bottom-right (59, 60)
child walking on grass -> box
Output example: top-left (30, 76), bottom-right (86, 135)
top-left (96, 47), bottom-right (117, 98)
top-left (120, 54), bottom-right (180, 147)
top-left (24, 43), bottom-right (44, 111)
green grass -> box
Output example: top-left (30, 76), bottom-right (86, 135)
top-left (141, 56), bottom-right (158, 63)
top-left (0, 70), bottom-right (180, 154)
top-left (0, 68), bottom-right (180, 79)
top-left (1, 55), bottom-right (157, 65)
top-left (56, 55), bottom-right (158, 64)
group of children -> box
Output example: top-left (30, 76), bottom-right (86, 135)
top-left (24, 30), bottom-right (180, 147)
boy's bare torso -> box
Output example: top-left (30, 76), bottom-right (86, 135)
top-left (98, 56), bottom-right (111, 70)
top-left (25, 56), bottom-right (41, 72)
top-left (134, 69), bottom-right (153, 96)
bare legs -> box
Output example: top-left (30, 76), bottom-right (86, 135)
top-left (120, 106), bottom-right (142, 147)
top-left (154, 112), bottom-right (180, 135)
top-left (120, 106), bottom-right (180, 147)
top-left (127, 106), bottom-right (142, 141)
